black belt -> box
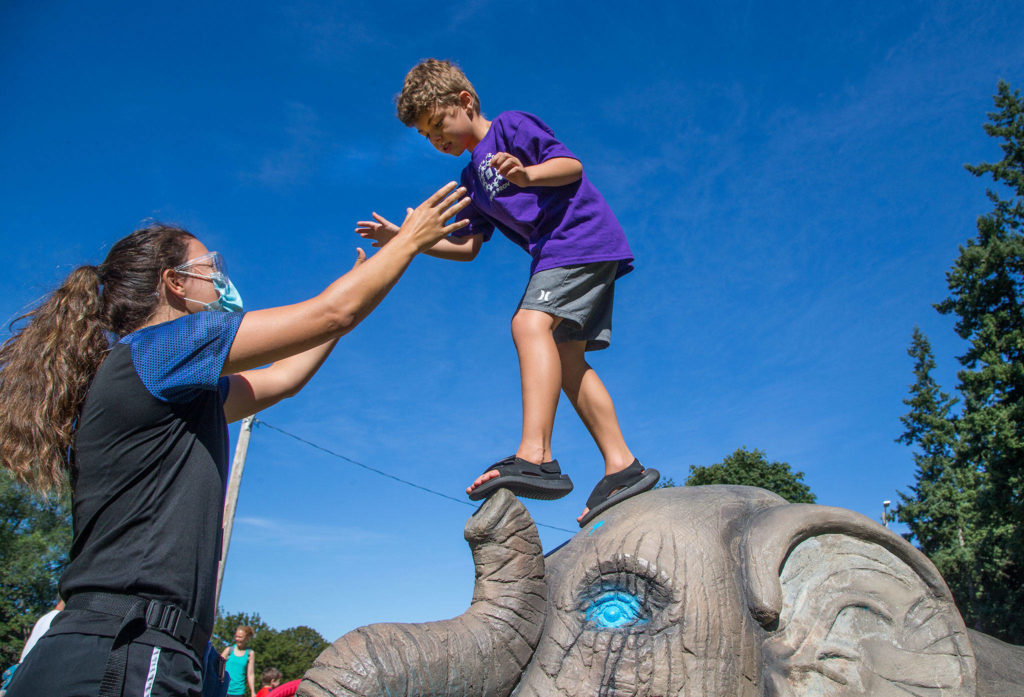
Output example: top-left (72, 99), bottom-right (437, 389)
top-left (65, 592), bottom-right (210, 697)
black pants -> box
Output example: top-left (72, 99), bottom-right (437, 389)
top-left (6, 632), bottom-right (202, 697)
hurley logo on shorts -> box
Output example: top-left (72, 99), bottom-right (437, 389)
top-left (536, 290), bottom-right (552, 302)
top-left (478, 153), bottom-right (510, 201)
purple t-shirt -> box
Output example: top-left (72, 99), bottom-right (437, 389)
top-left (453, 111), bottom-right (633, 277)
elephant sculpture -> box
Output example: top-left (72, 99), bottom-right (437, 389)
top-left (299, 486), bottom-right (1024, 696)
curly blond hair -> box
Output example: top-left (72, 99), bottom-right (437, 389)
top-left (396, 58), bottom-right (481, 126)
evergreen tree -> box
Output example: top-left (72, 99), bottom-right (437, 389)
top-left (894, 329), bottom-right (983, 627)
top-left (685, 447), bottom-right (816, 503)
top-left (917, 81), bottom-right (1024, 641)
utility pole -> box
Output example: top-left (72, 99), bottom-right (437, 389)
top-left (882, 500), bottom-right (891, 528)
top-left (216, 415), bottom-right (255, 607)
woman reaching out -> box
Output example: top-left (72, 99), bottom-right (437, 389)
top-left (0, 183), bottom-right (468, 697)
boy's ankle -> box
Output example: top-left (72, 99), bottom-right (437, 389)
top-left (514, 447), bottom-right (552, 464)
top-left (604, 454), bottom-right (637, 475)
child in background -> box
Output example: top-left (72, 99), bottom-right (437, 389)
top-left (256, 667), bottom-right (282, 697)
top-left (357, 59), bottom-right (658, 526)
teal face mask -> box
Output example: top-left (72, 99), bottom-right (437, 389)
top-left (205, 275), bottom-right (244, 313)
top-left (174, 251), bottom-right (245, 313)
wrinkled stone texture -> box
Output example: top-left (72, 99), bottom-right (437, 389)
top-left (762, 535), bottom-right (974, 695)
top-left (302, 485), bottom-right (1024, 696)
top-left (969, 630), bottom-right (1024, 697)
top-left (299, 489), bottom-right (546, 697)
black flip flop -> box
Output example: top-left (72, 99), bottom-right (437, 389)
top-left (467, 455), bottom-right (574, 501)
top-left (578, 460), bottom-right (660, 527)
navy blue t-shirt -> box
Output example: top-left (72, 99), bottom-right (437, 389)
top-left (59, 311), bottom-right (244, 633)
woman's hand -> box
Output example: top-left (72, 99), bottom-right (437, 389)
top-left (224, 181), bottom-right (470, 378)
top-left (393, 181), bottom-right (470, 252)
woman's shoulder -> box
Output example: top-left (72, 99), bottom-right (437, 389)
top-left (119, 311), bottom-right (243, 345)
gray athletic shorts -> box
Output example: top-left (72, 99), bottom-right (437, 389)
top-left (517, 260), bottom-right (620, 351)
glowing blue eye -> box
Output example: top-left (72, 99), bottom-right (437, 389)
top-left (584, 590), bottom-right (647, 629)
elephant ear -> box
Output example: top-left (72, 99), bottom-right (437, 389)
top-left (741, 504), bottom-right (977, 696)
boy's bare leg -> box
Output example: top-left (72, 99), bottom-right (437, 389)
top-left (467, 308), bottom-right (563, 494)
top-left (557, 340), bottom-right (635, 521)
top-left (511, 309), bottom-right (563, 463)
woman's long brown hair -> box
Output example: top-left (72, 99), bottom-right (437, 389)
top-left (0, 223), bottom-right (194, 494)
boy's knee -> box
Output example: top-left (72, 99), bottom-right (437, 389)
top-left (511, 309), bottom-right (558, 338)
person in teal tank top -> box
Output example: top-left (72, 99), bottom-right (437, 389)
top-left (221, 625), bottom-right (256, 697)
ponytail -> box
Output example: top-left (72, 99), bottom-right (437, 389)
top-left (0, 223), bottom-right (193, 494)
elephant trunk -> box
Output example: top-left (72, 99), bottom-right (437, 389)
top-left (298, 489), bottom-right (546, 697)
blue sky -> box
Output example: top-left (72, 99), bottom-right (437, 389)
top-left (2, 1), bottom-right (1023, 642)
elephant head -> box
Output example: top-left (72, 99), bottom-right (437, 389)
top-left (302, 485), bottom-right (1020, 696)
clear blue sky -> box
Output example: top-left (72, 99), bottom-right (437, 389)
top-left (2, 1), bottom-right (1022, 642)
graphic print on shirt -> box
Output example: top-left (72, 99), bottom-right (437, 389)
top-left (478, 153), bottom-right (510, 201)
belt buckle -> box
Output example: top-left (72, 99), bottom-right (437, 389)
top-left (146, 600), bottom-right (185, 643)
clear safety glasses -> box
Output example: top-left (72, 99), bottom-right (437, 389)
top-left (173, 251), bottom-right (228, 281)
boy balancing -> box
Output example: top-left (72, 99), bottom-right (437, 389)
top-left (356, 59), bottom-right (658, 526)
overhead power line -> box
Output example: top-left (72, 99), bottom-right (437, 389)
top-left (254, 419), bottom-right (576, 535)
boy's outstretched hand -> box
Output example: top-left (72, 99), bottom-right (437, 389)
top-left (357, 182), bottom-right (470, 253)
top-left (355, 212), bottom-right (400, 248)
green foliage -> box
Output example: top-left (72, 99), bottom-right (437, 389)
top-left (895, 329), bottom-right (982, 626)
top-left (684, 447), bottom-right (816, 503)
top-left (260, 625), bottom-right (330, 681)
top-left (0, 471), bottom-right (70, 668)
top-left (214, 609), bottom-right (329, 682)
top-left (900, 82), bottom-right (1024, 642)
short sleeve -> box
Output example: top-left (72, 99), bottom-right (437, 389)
top-left (507, 112), bottom-right (577, 166)
top-left (122, 311), bottom-right (245, 403)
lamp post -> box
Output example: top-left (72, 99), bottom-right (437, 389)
top-left (882, 500), bottom-right (891, 528)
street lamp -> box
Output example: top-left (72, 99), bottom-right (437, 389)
top-left (882, 500), bottom-right (891, 528)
